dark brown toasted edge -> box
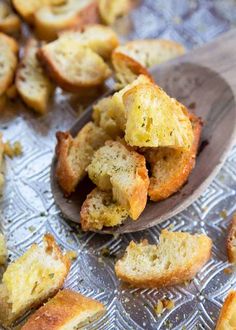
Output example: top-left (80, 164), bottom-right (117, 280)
top-left (227, 213), bottom-right (236, 263)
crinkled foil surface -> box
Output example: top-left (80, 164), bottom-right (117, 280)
top-left (1, 0), bottom-right (236, 329)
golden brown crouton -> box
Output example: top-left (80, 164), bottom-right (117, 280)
top-left (0, 2), bottom-right (21, 34)
top-left (216, 291), bottom-right (236, 329)
top-left (227, 213), bottom-right (236, 264)
top-left (98, 0), bottom-right (130, 25)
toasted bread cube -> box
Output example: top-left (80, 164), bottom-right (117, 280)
top-left (0, 33), bottom-right (18, 96)
top-left (21, 289), bottom-right (106, 330)
top-left (56, 122), bottom-right (110, 195)
top-left (0, 3), bottom-right (21, 34)
top-left (0, 233), bottom-right (7, 265)
top-left (81, 188), bottom-right (128, 231)
top-left (0, 234), bottom-right (70, 327)
top-left (147, 113), bottom-right (202, 201)
top-left (92, 96), bottom-right (123, 138)
top-left (87, 140), bottom-right (149, 220)
top-left (98, 0), bottom-right (130, 25)
top-left (123, 83), bottom-right (194, 150)
top-left (227, 213), bottom-right (236, 264)
top-left (16, 39), bottom-right (54, 114)
top-left (38, 37), bottom-right (111, 92)
top-left (216, 291), bottom-right (236, 329)
top-left (115, 229), bottom-right (212, 288)
top-left (34, 0), bottom-right (99, 41)
top-left (60, 24), bottom-right (119, 60)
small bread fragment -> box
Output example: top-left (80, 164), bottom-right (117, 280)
top-left (147, 113), bottom-right (202, 201)
top-left (227, 213), bottom-right (236, 264)
top-left (38, 37), bottom-right (112, 92)
top-left (34, 0), bottom-right (99, 41)
top-left (0, 233), bottom-right (7, 265)
top-left (112, 39), bottom-right (185, 87)
top-left (215, 291), bottom-right (236, 330)
top-left (81, 188), bottom-right (128, 231)
top-left (115, 229), bottom-right (212, 288)
top-left (56, 122), bottom-right (110, 195)
top-left (123, 83), bottom-right (194, 150)
top-left (16, 39), bottom-right (54, 114)
top-left (21, 289), bottom-right (106, 330)
top-left (60, 24), bottom-right (119, 60)
top-left (98, 0), bottom-right (130, 25)
top-left (0, 234), bottom-right (70, 327)
top-left (0, 33), bottom-right (18, 96)
top-left (87, 140), bottom-right (149, 220)
top-left (0, 2), bottom-right (21, 34)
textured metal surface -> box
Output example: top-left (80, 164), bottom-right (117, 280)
top-left (1, 0), bottom-right (236, 329)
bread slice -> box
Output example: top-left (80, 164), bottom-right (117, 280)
top-left (56, 122), bottom-right (110, 195)
top-left (216, 291), bottom-right (236, 329)
top-left (21, 289), bottom-right (106, 330)
top-left (112, 39), bottom-right (185, 88)
top-left (147, 113), bottom-right (202, 201)
top-left (227, 213), bottom-right (236, 264)
top-left (16, 39), bottom-right (54, 114)
top-left (123, 83), bottom-right (194, 150)
top-left (0, 233), bottom-right (7, 265)
top-left (0, 33), bottom-right (18, 96)
top-left (98, 0), bottom-right (130, 25)
top-left (37, 36), bottom-right (112, 92)
top-left (0, 234), bottom-right (70, 327)
top-left (59, 24), bottom-right (119, 60)
top-left (0, 2), bottom-right (21, 34)
top-left (34, 0), bottom-right (99, 41)
top-left (81, 188), bottom-right (128, 231)
top-left (115, 229), bottom-right (212, 288)
top-left (12, 0), bottom-right (65, 23)
top-left (87, 140), bottom-right (149, 220)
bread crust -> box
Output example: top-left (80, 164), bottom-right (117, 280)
top-left (115, 231), bottom-right (212, 288)
top-left (227, 213), bottom-right (236, 263)
top-left (0, 3), bottom-right (21, 34)
top-left (148, 112), bottom-right (203, 201)
top-left (215, 290), bottom-right (236, 329)
top-left (21, 289), bottom-right (105, 330)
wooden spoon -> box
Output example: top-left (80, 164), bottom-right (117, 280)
top-left (51, 29), bottom-right (236, 234)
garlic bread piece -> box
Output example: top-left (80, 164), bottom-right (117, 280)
top-left (123, 83), bottom-right (194, 150)
top-left (87, 140), bottom-right (149, 220)
top-left (60, 24), bottom-right (119, 60)
top-left (0, 233), bottom-right (7, 265)
top-left (0, 2), bottom-right (21, 34)
top-left (115, 229), bottom-right (212, 288)
top-left (16, 39), bottom-right (54, 114)
top-left (98, 0), bottom-right (130, 25)
top-left (21, 289), bottom-right (106, 330)
top-left (227, 213), bottom-right (236, 264)
top-left (147, 113), bottom-right (202, 201)
top-left (56, 122), bottom-right (110, 195)
top-left (38, 37), bottom-right (112, 92)
top-left (0, 33), bottom-right (18, 96)
top-left (0, 234), bottom-right (70, 327)
top-left (216, 291), bottom-right (236, 330)
top-left (81, 188), bottom-right (128, 231)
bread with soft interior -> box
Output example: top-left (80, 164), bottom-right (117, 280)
top-left (0, 234), bottom-right (70, 327)
top-left (227, 213), bottom-right (236, 264)
top-left (0, 233), bottom-right (7, 265)
top-left (98, 0), bottom-right (130, 25)
top-left (81, 188), bottom-right (128, 231)
top-left (16, 39), bottom-right (54, 114)
top-left (37, 36), bottom-right (112, 92)
top-left (59, 24), bottom-right (119, 60)
top-left (112, 39), bottom-right (185, 88)
top-left (56, 122), bottom-right (110, 195)
top-left (123, 83), bottom-right (194, 150)
top-left (215, 290), bottom-right (236, 329)
top-left (146, 112), bottom-right (202, 201)
top-left (0, 33), bottom-right (18, 96)
top-left (21, 289), bottom-right (105, 330)
top-left (115, 229), bottom-right (212, 288)
top-left (0, 2), bottom-right (21, 34)
top-left (34, 0), bottom-right (99, 41)
top-left (87, 140), bottom-right (149, 220)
